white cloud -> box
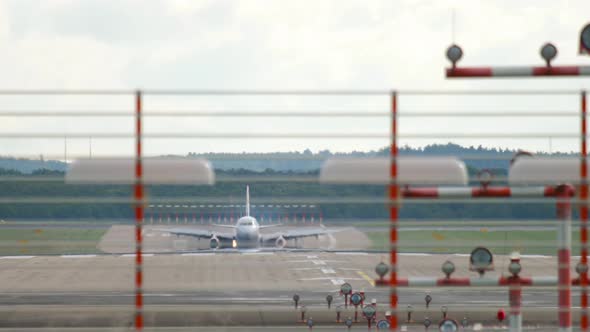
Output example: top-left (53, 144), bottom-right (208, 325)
top-left (0, 0), bottom-right (588, 157)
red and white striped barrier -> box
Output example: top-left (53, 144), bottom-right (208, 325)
top-left (447, 66), bottom-right (590, 78)
top-left (402, 186), bottom-right (555, 198)
top-left (393, 276), bottom-right (557, 287)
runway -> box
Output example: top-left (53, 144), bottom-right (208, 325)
top-left (0, 250), bottom-right (576, 328)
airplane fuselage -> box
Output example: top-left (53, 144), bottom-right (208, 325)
top-left (234, 216), bottom-right (260, 248)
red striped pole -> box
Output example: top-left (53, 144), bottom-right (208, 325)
top-left (582, 90), bottom-right (589, 331)
top-left (134, 90), bottom-right (144, 331)
top-left (389, 91), bottom-right (398, 331)
top-left (447, 66), bottom-right (590, 78)
top-left (508, 278), bottom-right (523, 332)
top-left (557, 184), bottom-right (574, 332)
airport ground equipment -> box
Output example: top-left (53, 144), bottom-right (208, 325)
top-left (446, 23), bottom-right (590, 77)
top-left (320, 89), bottom-right (589, 332)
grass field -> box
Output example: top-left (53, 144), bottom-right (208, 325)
top-left (366, 229), bottom-right (580, 255)
top-left (0, 228), bottom-right (106, 255)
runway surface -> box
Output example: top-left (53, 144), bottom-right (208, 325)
top-left (0, 250), bottom-right (576, 327)
top-left (0, 223), bottom-right (578, 328)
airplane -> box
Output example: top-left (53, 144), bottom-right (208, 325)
top-left (157, 186), bottom-right (341, 249)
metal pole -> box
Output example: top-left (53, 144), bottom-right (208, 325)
top-left (508, 281), bottom-right (522, 332)
top-left (134, 90), bottom-right (144, 331)
top-left (556, 184), bottom-right (574, 332)
top-left (582, 90), bottom-right (589, 331)
top-left (389, 91), bottom-right (398, 331)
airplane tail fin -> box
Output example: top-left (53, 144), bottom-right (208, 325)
top-left (246, 185), bottom-right (250, 216)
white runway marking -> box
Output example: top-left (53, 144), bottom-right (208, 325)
top-left (312, 260), bottom-right (326, 265)
top-left (60, 254), bottom-right (97, 258)
top-left (334, 252), bottom-right (368, 255)
top-left (321, 268), bottom-right (336, 274)
top-left (299, 277), bottom-right (364, 281)
top-left (180, 253), bottom-right (215, 256)
top-left (331, 279), bottom-right (345, 285)
top-left (306, 255), bottom-right (318, 259)
top-left (399, 253), bottom-right (432, 257)
top-left (0, 256), bottom-right (35, 259)
top-left (241, 252), bottom-right (274, 255)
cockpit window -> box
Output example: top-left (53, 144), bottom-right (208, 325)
top-left (240, 221), bottom-right (253, 226)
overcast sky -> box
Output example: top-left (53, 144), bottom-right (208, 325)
top-left (0, 0), bottom-right (589, 159)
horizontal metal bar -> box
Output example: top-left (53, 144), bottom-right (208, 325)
top-left (0, 133), bottom-right (580, 139)
top-left (0, 90), bottom-right (135, 95)
top-left (0, 89), bottom-right (582, 96)
top-left (0, 110), bottom-right (580, 117)
top-left (3, 154), bottom-right (584, 161)
top-left (0, 196), bottom-right (575, 204)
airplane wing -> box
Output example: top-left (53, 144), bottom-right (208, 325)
top-left (153, 228), bottom-right (234, 240)
top-left (258, 224), bottom-right (282, 229)
top-left (210, 224), bottom-right (237, 229)
top-left (260, 227), bottom-right (347, 242)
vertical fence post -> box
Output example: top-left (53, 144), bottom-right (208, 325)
top-left (582, 90), bottom-right (589, 331)
top-left (556, 184), bottom-right (574, 332)
top-left (389, 91), bottom-right (398, 331)
top-left (508, 280), bottom-right (522, 332)
top-left (134, 90), bottom-right (144, 331)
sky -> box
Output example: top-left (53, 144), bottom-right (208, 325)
top-left (0, 0), bottom-right (589, 159)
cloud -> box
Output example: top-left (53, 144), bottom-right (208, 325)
top-left (0, 0), bottom-right (588, 157)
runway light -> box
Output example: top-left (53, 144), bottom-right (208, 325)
top-left (340, 283), bottom-right (353, 295)
top-left (469, 247), bottom-right (494, 276)
top-left (425, 294), bottom-right (432, 308)
top-left (441, 305), bottom-right (448, 319)
top-left (344, 317), bottom-right (353, 329)
top-left (497, 308), bottom-right (506, 322)
top-left (580, 23), bottom-right (590, 55)
top-left (232, 239), bottom-right (237, 248)
top-left (439, 319), bottom-right (459, 332)
top-left (375, 262), bottom-right (389, 279)
top-left (508, 260), bottom-right (521, 276)
top-left (446, 44), bottom-right (463, 67)
top-left (441, 260), bottom-right (456, 279)
top-left (508, 252), bottom-right (521, 277)
top-left (576, 262), bottom-right (589, 275)
top-left (326, 295), bottom-right (333, 309)
top-left (300, 305), bottom-right (307, 322)
top-left (377, 320), bottom-right (390, 329)
top-left (293, 294), bottom-right (300, 309)
top-left (461, 317), bottom-right (469, 328)
top-left (540, 42), bottom-right (558, 66)
top-left (424, 317), bottom-right (432, 329)
top-left (351, 293), bottom-right (362, 307)
top-left (362, 304), bottom-right (377, 320)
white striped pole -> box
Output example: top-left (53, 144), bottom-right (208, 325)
top-left (508, 282), bottom-right (522, 332)
top-left (447, 66), bottom-right (590, 78)
top-left (556, 185), bottom-right (575, 332)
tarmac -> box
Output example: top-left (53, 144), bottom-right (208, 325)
top-left (0, 224), bottom-right (580, 329)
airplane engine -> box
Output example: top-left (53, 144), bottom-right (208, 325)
top-left (209, 236), bottom-right (220, 249)
top-left (275, 236), bottom-right (286, 249)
